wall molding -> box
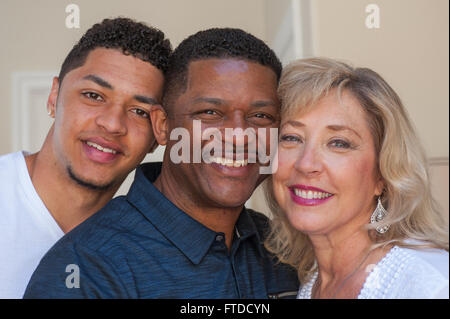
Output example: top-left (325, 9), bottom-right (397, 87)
top-left (11, 72), bottom-right (56, 151)
top-left (271, 0), bottom-right (313, 65)
top-left (428, 157), bottom-right (449, 167)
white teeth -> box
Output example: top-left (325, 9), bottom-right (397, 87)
top-left (86, 141), bottom-right (117, 154)
top-left (211, 157), bottom-right (248, 168)
top-left (294, 189), bottom-right (332, 199)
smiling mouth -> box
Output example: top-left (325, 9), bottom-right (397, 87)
top-left (210, 156), bottom-right (249, 168)
top-left (289, 185), bottom-right (334, 206)
top-left (84, 141), bottom-right (119, 154)
top-left (292, 188), bottom-right (333, 200)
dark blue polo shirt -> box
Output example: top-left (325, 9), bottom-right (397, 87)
top-left (24, 162), bottom-right (299, 298)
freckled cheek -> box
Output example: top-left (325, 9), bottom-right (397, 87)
top-left (272, 148), bottom-right (297, 207)
top-left (274, 148), bottom-right (298, 179)
top-left (334, 157), bottom-right (377, 195)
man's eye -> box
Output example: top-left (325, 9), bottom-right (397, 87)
top-left (255, 113), bottom-right (269, 119)
top-left (194, 109), bottom-right (221, 120)
top-left (248, 112), bottom-right (276, 126)
top-left (131, 108), bottom-right (149, 118)
top-left (203, 110), bottom-right (218, 115)
top-left (82, 92), bottom-right (103, 101)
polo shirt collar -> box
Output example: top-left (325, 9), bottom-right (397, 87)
top-left (126, 162), bottom-right (264, 264)
top-left (234, 206), bottom-right (265, 257)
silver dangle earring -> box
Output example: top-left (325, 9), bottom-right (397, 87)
top-left (371, 196), bottom-right (390, 234)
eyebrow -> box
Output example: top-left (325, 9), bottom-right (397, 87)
top-left (82, 74), bottom-right (158, 105)
top-left (282, 121), bottom-right (362, 138)
top-left (327, 125), bottom-right (362, 139)
top-left (251, 100), bottom-right (278, 108)
top-left (134, 95), bottom-right (160, 106)
top-left (193, 97), bottom-right (224, 105)
top-left (281, 120), bottom-right (304, 129)
top-left (193, 97), bottom-right (277, 108)
top-left (82, 74), bottom-right (113, 90)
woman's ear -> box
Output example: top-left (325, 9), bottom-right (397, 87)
top-left (374, 177), bottom-right (385, 197)
top-left (150, 105), bottom-right (168, 147)
top-left (47, 77), bottom-right (60, 118)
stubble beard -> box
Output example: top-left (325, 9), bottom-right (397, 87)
top-left (67, 165), bottom-right (115, 191)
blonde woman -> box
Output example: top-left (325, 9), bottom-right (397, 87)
top-left (265, 57), bottom-right (449, 299)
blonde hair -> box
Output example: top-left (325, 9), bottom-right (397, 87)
top-left (265, 57), bottom-right (449, 283)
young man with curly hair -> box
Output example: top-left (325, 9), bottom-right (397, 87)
top-left (24, 28), bottom-right (299, 299)
top-left (0, 17), bottom-right (171, 298)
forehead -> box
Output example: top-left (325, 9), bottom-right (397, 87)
top-left (185, 58), bottom-right (277, 90)
top-left (285, 90), bottom-right (370, 131)
top-left (61, 48), bottom-right (163, 89)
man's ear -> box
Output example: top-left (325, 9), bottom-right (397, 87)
top-left (150, 105), bottom-right (169, 147)
top-left (47, 77), bottom-right (59, 118)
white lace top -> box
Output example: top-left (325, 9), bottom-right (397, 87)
top-left (298, 245), bottom-right (449, 299)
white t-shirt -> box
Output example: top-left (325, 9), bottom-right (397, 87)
top-left (0, 152), bottom-right (64, 298)
top-left (298, 243), bottom-right (449, 299)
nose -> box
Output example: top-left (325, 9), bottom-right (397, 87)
top-left (294, 143), bottom-right (322, 177)
top-left (222, 112), bottom-right (256, 152)
top-left (95, 104), bottom-right (127, 136)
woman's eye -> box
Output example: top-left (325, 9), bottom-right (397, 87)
top-left (280, 134), bottom-right (301, 143)
top-left (82, 92), bottom-right (103, 101)
top-left (329, 139), bottom-right (352, 149)
top-left (131, 108), bottom-right (149, 118)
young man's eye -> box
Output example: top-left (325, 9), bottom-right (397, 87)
top-left (82, 92), bottom-right (103, 101)
top-left (131, 108), bottom-right (149, 118)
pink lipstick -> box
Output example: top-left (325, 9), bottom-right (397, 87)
top-left (289, 184), bottom-right (334, 206)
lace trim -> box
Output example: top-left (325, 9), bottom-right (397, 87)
top-left (298, 246), bottom-right (448, 299)
top-left (297, 246), bottom-right (398, 299)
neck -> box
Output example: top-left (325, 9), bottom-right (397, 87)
top-left (308, 214), bottom-right (391, 298)
top-left (25, 146), bottom-right (119, 234)
top-left (154, 165), bottom-right (241, 250)
top-left (310, 229), bottom-right (373, 282)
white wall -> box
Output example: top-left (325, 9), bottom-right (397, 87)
top-left (0, 0), bottom-right (267, 155)
top-left (0, 0), bottom-right (268, 197)
top-left (261, 0), bottom-right (449, 218)
top-left (1, 0), bottom-right (448, 215)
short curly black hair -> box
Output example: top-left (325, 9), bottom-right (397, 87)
top-left (162, 28), bottom-right (282, 111)
top-left (58, 17), bottom-right (172, 83)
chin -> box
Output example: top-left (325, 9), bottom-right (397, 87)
top-left (67, 166), bottom-right (115, 191)
top-left (209, 190), bottom-right (251, 209)
top-left (284, 210), bottom-right (326, 234)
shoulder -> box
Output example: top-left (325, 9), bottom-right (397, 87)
top-left (399, 245), bottom-right (449, 279)
top-left (0, 152), bottom-right (27, 201)
top-left (62, 195), bottom-right (147, 253)
top-left (23, 196), bottom-right (144, 298)
top-left (0, 152), bottom-right (21, 174)
top-left (245, 208), bottom-right (270, 239)
top-left (362, 245), bottom-right (449, 299)
top-left (396, 245), bottom-right (449, 298)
